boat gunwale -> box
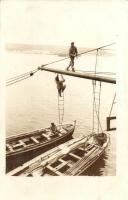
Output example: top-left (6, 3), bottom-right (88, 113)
top-left (6, 123), bottom-right (74, 141)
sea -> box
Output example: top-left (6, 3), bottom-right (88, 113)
top-left (5, 48), bottom-right (116, 176)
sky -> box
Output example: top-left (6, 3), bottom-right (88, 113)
top-left (1, 0), bottom-right (121, 47)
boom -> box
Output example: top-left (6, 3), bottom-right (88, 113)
top-left (39, 66), bottom-right (116, 84)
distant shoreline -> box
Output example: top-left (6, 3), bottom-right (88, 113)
top-left (6, 43), bottom-right (114, 56)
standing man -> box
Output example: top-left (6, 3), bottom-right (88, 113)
top-left (67, 42), bottom-right (78, 72)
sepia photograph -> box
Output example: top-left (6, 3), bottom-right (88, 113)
top-left (1, 0), bottom-right (117, 177)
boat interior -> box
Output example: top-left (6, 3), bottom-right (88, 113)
top-left (27, 140), bottom-right (103, 176)
top-left (6, 126), bottom-right (69, 153)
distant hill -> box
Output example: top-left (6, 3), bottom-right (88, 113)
top-left (6, 43), bottom-right (112, 56)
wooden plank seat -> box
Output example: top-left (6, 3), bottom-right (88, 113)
top-left (69, 152), bottom-right (81, 160)
top-left (46, 165), bottom-right (63, 176)
top-left (67, 162), bottom-right (73, 168)
top-left (30, 137), bottom-right (39, 144)
top-left (42, 133), bottom-right (51, 140)
top-left (55, 162), bottom-right (67, 171)
top-left (78, 147), bottom-right (85, 151)
top-left (12, 140), bottom-right (26, 148)
top-left (59, 129), bottom-right (66, 134)
top-left (48, 131), bottom-right (55, 136)
top-left (53, 158), bottom-right (73, 171)
top-left (58, 158), bottom-right (73, 168)
top-left (6, 144), bottom-right (14, 152)
top-left (78, 146), bottom-right (89, 154)
top-left (93, 144), bottom-right (102, 149)
top-left (18, 140), bottom-right (27, 147)
top-left (58, 158), bottom-right (66, 163)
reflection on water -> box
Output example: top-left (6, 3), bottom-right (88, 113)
top-left (83, 154), bottom-right (107, 176)
top-left (6, 51), bottom-right (116, 175)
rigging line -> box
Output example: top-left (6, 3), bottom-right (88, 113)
top-left (6, 75), bottom-right (30, 85)
top-left (78, 43), bottom-right (115, 57)
top-left (95, 52), bottom-right (103, 132)
top-left (6, 43), bottom-right (115, 84)
top-left (40, 43), bottom-right (116, 68)
top-left (7, 68), bottom-right (39, 82)
top-left (6, 75), bottom-right (31, 86)
top-left (94, 99), bottom-right (103, 133)
top-left (92, 82), bottom-right (103, 133)
top-left (94, 49), bottom-right (99, 74)
top-left (6, 69), bottom-right (39, 86)
top-left (92, 50), bottom-right (99, 133)
top-left (58, 92), bottom-right (64, 125)
top-left (97, 82), bottom-right (102, 133)
top-left (75, 70), bottom-right (115, 75)
top-left (109, 92), bottom-right (116, 117)
top-left (7, 74), bottom-right (31, 84)
top-left (6, 70), bottom-right (38, 86)
top-left (92, 50), bottom-right (103, 133)
top-left (92, 81), bottom-right (95, 133)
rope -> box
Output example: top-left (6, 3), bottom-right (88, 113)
top-left (92, 81), bottom-right (95, 132)
top-left (98, 82), bottom-right (102, 132)
top-left (75, 70), bottom-right (115, 75)
top-left (6, 43), bottom-right (115, 87)
top-left (6, 68), bottom-right (39, 86)
top-left (92, 50), bottom-right (103, 133)
top-left (92, 49), bottom-right (99, 132)
top-left (58, 88), bottom-right (64, 126)
top-left (7, 69), bottom-right (38, 81)
top-left (40, 43), bottom-right (115, 69)
top-left (92, 82), bottom-right (103, 133)
top-left (109, 92), bottom-right (116, 117)
top-left (6, 75), bottom-right (32, 86)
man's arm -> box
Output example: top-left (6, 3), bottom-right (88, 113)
top-left (75, 47), bottom-right (78, 57)
top-left (69, 47), bottom-right (72, 56)
top-left (61, 74), bottom-right (65, 82)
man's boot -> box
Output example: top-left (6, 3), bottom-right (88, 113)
top-left (72, 67), bottom-right (75, 72)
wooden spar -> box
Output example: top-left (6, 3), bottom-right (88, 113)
top-left (39, 66), bottom-right (116, 84)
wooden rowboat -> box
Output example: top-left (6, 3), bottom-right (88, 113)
top-left (6, 122), bottom-right (76, 172)
top-left (6, 122), bottom-right (76, 158)
top-left (7, 132), bottom-right (109, 176)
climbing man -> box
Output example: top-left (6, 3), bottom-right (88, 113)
top-left (66, 42), bottom-right (78, 72)
top-left (55, 74), bottom-right (66, 97)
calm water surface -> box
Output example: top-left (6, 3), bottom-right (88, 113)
top-left (6, 50), bottom-right (116, 176)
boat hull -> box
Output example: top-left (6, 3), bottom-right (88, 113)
top-left (6, 123), bottom-right (75, 172)
top-left (7, 132), bottom-right (110, 176)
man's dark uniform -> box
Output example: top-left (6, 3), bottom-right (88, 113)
top-left (67, 42), bottom-right (78, 72)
